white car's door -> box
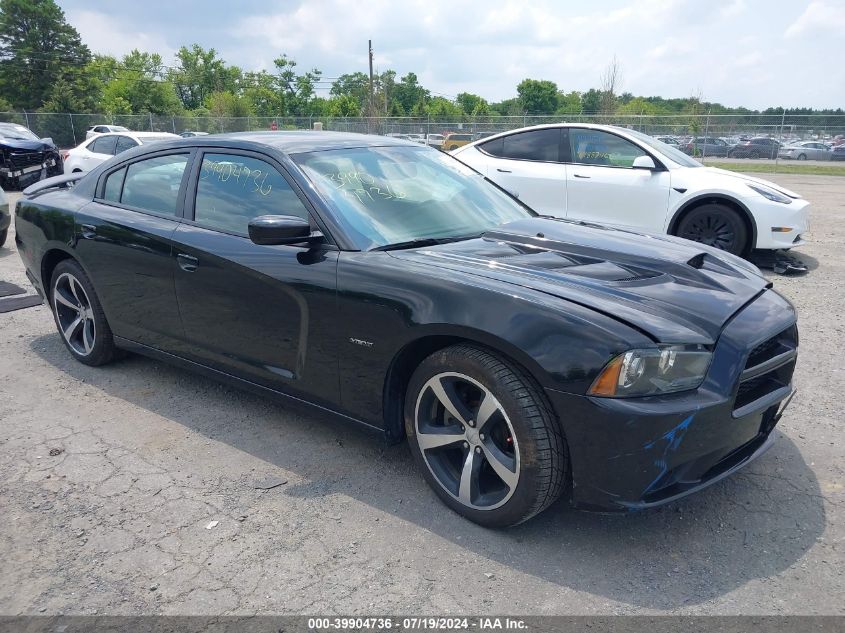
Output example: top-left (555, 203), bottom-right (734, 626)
top-left (471, 128), bottom-right (566, 217)
top-left (565, 128), bottom-right (671, 232)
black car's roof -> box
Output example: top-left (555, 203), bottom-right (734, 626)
top-left (170, 130), bottom-right (419, 154)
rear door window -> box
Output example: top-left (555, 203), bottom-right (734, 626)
top-left (120, 154), bottom-right (189, 215)
top-left (90, 136), bottom-right (117, 155)
top-left (114, 136), bottom-right (138, 155)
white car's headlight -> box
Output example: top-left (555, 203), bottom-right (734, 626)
top-left (746, 183), bottom-right (792, 204)
top-left (588, 346), bottom-right (712, 398)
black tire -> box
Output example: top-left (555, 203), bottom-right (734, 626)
top-left (405, 344), bottom-right (567, 527)
top-left (0, 228), bottom-right (7, 248)
top-left (797, 153), bottom-right (806, 161)
top-left (49, 259), bottom-right (118, 366)
top-left (676, 203), bottom-right (749, 256)
top-left (750, 150), bottom-right (760, 159)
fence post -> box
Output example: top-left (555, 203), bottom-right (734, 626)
top-left (23, 110), bottom-right (30, 129)
top-left (172, 116), bottom-right (176, 134)
top-left (777, 108), bottom-right (786, 167)
top-left (69, 113), bottom-right (77, 146)
top-left (149, 112), bottom-right (154, 131)
top-left (702, 109), bottom-right (711, 161)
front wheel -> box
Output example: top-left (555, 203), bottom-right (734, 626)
top-left (50, 259), bottom-right (118, 366)
top-left (676, 203), bottom-right (749, 256)
top-left (405, 344), bottom-right (567, 527)
top-left (797, 153), bottom-right (806, 160)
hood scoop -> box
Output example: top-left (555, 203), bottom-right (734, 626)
top-left (493, 246), bottom-right (661, 284)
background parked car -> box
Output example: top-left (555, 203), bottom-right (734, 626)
top-left (680, 137), bottom-right (732, 157)
top-left (729, 137), bottom-right (780, 159)
top-left (179, 131), bottom-right (209, 138)
top-left (425, 133), bottom-right (444, 148)
top-left (85, 125), bottom-right (130, 140)
top-left (63, 131), bottom-right (180, 173)
top-left (778, 141), bottom-right (832, 161)
top-left (0, 184), bottom-right (9, 247)
top-left (452, 123), bottom-right (809, 256)
top-left (832, 145), bottom-right (845, 161)
top-left (442, 133), bottom-right (473, 151)
top-left (0, 122), bottom-right (63, 190)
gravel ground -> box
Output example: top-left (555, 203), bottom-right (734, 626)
top-left (0, 175), bottom-right (843, 616)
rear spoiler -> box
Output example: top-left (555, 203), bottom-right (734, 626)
top-left (22, 172), bottom-right (85, 198)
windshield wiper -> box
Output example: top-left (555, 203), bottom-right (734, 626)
top-left (371, 234), bottom-right (480, 252)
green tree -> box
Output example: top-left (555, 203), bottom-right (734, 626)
top-left (393, 72), bottom-right (429, 114)
top-left (580, 88), bottom-right (602, 114)
top-left (516, 79), bottom-right (558, 114)
top-left (169, 44), bottom-right (239, 111)
top-left (100, 50), bottom-right (181, 114)
top-left (456, 92), bottom-right (489, 116)
top-left (555, 91), bottom-right (582, 115)
top-left (274, 54), bottom-right (321, 116)
top-left (206, 90), bottom-right (253, 117)
top-left (426, 96), bottom-right (462, 116)
top-left (242, 70), bottom-right (284, 116)
top-left (0, 0), bottom-right (91, 110)
top-left (326, 94), bottom-right (361, 117)
top-left (331, 72), bottom-right (369, 106)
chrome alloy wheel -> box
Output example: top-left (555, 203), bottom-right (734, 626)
top-left (52, 272), bottom-right (96, 356)
top-left (414, 372), bottom-right (520, 510)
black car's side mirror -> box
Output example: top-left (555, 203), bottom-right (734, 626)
top-left (248, 215), bottom-right (316, 246)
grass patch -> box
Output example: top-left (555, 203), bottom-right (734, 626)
top-left (705, 161), bottom-right (845, 176)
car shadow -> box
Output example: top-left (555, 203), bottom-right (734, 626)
top-left (31, 335), bottom-right (825, 610)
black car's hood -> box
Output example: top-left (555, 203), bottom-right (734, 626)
top-left (389, 218), bottom-right (770, 345)
top-left (0, 137), bottom-right (57, 152)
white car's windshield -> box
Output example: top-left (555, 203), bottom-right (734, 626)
top-left (295, 145), bottom-right (533, 250)
top-left (624, 128), bottom-right (704, 168)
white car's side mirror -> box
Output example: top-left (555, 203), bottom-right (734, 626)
top-left (632, 156), bottom-right (657, 170)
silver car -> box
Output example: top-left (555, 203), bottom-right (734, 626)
top-left (778, 141), bottom-right (832, 161)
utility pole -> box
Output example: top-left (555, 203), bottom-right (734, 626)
top-left (368, 40), bottom-right (375, 123)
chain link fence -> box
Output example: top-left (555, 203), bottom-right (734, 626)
top-left (2, 111), bottom-right (844, 152)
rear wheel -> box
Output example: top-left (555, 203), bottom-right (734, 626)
top-left (50, 259), bottom-right (118, 366)
top-left (405, 344), bottom-right (566, 527)
top-left (797, 153), bottom-right (807, 160)
top-left (750, 150), bottom-right (760, 159)
top-left (676, 203), bottom-right (749, 256)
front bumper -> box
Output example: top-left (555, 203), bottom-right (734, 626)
top-left (547, 288), bottom-right (797, 512)
top-left (745, 196), bottom-right (810, 250)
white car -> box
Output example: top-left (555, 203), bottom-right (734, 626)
top-left (425, 133), bottom-right (444, 148)
top-left (452, 124), bottom-right (809, 255)
top-left (85, 124), bottom-right (130, 139)
top-left (63, 131), bottom-right (180, 174)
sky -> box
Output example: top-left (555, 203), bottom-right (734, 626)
top-left (56, 0), bottom-right (844, 110)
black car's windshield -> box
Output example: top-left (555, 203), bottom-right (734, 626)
top-left (294, 145), bottom-right (533, 250)
top-left (0, 123), bottom-right (39, 141)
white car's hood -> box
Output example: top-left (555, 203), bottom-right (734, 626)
top-left (697, 167), bottom-right (802, 199)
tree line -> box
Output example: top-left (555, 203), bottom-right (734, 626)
top-left (1, 0), bottom-right (843, 127)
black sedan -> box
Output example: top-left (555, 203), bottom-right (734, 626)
top-left (15, 132), bottom-right (798, 526)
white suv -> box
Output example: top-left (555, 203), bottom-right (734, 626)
top-left (452, 124), bottom-right (809, 255)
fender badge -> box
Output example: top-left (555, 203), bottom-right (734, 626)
top-left (349, 337), bottom-right (374, 348)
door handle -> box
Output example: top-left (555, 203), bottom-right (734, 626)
top-left (80, 224), bottom-right (97, 239)
top-left (177, 253), bottom-right (198, 272)
top-left (496, 168), bottom-right (512, 173)
top-left (573, 174), bottom-right (591, 179)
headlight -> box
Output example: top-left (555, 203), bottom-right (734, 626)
top-left (588, 346), bottom-right (712, 397)
top-left (746, 183), bottom-right (791, 204)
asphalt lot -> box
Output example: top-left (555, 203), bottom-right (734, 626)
top-left (0, 175), bottom-right (843, 616)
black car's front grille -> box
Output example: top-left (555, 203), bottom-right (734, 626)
top-left (7, 150), bottom-right (46, 169)
top-left (733, 325), bottom-right (798, 415)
